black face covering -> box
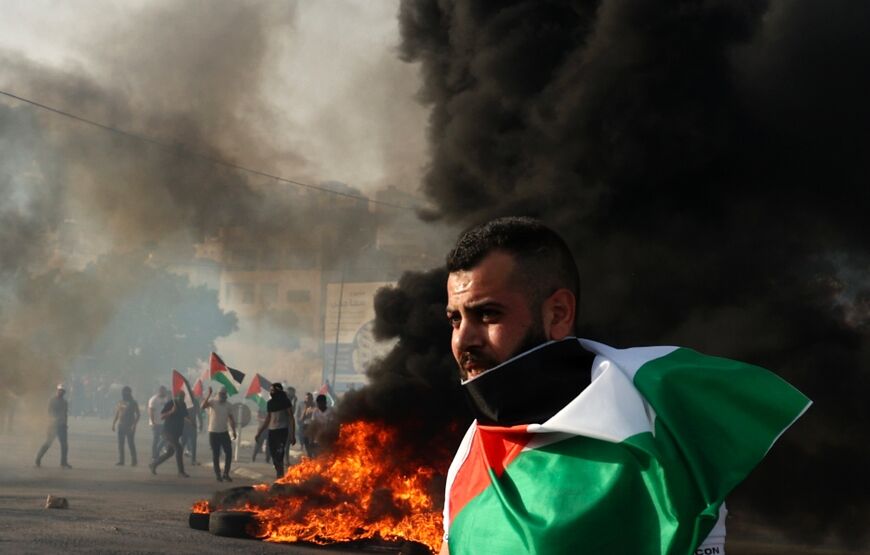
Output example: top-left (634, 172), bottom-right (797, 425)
top-left (461, 337), bottom-right (594, 427)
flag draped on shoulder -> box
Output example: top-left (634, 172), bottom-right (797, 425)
top-left (209, 353), bottom-right (245, 396)
top-left (245, 373), bottom-right (271, 411)
top-left (444, 338), bottom-right (811, 555)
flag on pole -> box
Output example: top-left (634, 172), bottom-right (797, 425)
top-left (245, 373), bottom-right (271, 411)
top-left (443, 338), bottom-right (811, 555)
top-left (171, 369), bottom-right (196, 408)
top-left (209, 353), bottom-right (245, 396)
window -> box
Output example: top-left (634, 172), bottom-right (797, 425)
top-left (227, 283), bottom-right (254, 304)
top-left (260, 283), bottom-right (278, 306)
top-left (286, 289), bottom-right (311, 303)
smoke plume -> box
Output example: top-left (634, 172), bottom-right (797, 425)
top-left (0, 1), bottom-right (415, 409)
top-left (341, 0), bottom-right (870, 545)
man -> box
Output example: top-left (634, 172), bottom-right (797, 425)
top-left (252, 405), bottom-right (269, 463)
top-left (201, 387), bottom-right (237, 482)
top-left (308, 393), bottom-right (337, 457)
top-left (111, 386), bottom-right (139, 466)
top-left (296, 392), bottom-right (315, 458)
top-left (181, 395), bottom-right (200, 466)
top-left (149, 390), bottom-right (191, 477)
top-left (439, 217), bottom-right (807, 555)
top-left (284, 385), bottom-right (297, 467)
top-left (147, 385), bottom-right (169, 462)
top-left (255, 383), bottom-right (295, 478)
top-left (35, 384), bottom-right (72, 469)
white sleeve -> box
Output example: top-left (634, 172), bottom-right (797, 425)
top-left (695, 503), bottom-right (727, 555)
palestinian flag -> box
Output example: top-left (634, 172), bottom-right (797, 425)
top-left (192, 378), bottom-right (204, 401)
top-left (318, 381), bottom-right (336, 406)
top-left (209, 352), bottom-right (245, 396)
top-left (171, 369), bottom-right (196, 408)
top-left (444, 338), bottom-right (811, 555)
top-left (245, 373), bottom-right (271, 411)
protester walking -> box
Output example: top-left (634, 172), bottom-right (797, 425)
top-left (35, 384), bottom-right (71, 469)
top-left (201, 387), bottom-right (237, 482)
top-left (149, 390), bottom-right (191, 477)
top-left (182, 396), bottom-right (200, 466)
top-left (298, 393), bottom-right (316, 458)
top-left (309, 394), bottom-right (338, 458)
top-left (255, 383), bottom-right (295, 478)
top-left (112, 386), bottom-right (139, 466)
top-left (147, 385), bottom-right (169, 462)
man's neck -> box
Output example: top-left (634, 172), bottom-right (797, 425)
top-left (461, 337), bottom-right (593, 427)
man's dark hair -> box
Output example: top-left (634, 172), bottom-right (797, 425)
top-left (446, 217), bottom-right (580, 316)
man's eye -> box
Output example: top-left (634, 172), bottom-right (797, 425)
top-left (447, 313), bottom-right (461, 327)
top-left (481, 310), bottom-right (500, 322)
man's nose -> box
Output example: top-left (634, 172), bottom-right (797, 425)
top-left (454, 317), bottom-right (483, 352)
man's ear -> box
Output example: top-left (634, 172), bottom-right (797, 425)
top-left (542, 288), bottom-right (576, 341)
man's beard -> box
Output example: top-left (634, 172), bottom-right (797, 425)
top-left (458, 322), bottom-right (549, 381)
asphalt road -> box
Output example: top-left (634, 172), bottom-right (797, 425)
top-left (0, 415), bottom-right (385, 555)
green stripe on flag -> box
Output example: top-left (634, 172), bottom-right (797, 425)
top-left (633, 347), bottom-right (811, 501)
top-left (450, 432), bottom-right (706, 555)
top-left (246, 393), bottom-right (267, 411)
top-left (214, 373), bottom-right (238, 396)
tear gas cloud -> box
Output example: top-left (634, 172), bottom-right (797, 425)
top-left (0, 1), bottom-right (435, 421)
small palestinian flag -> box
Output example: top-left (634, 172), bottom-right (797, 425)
top-left (192, 378), bottom-right (204, 401)
top-left (171, 369), bottom-right (195, 408)
top-left (209, 353), bottom-right (245, 396)
top-left (245, 373), bottom-right (271, 411)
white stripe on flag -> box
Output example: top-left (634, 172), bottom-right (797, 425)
top-left (527, 355), bottom-right (652, 444)
top-left (579, 338), bottom-right (678, 381)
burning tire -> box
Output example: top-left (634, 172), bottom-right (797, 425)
top-left (400, 541), bottom-right (433, 555)
top-left (188, 511), bottom-right (210, 531)
top-left (208, 510), bottom-right (259, 539)
top-left (210, 486), bottom-right (255, 509)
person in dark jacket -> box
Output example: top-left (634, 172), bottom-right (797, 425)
top-left (148, 391), bottom-right (191, 477)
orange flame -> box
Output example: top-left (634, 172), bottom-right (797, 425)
top-left (191, 500), bottom-right (211, 514)
top-left (194, 421), bottom-right (446, 553)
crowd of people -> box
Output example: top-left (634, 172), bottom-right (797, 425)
top-left (29, 379), bottom-right (340, 482)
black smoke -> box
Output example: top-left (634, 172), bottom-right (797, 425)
top-left (0, 1), bottom-right (380, 401)
top-left (339, 0), bottom-right (870, 546)
top-left (340, 268), bottom-right (468, 451)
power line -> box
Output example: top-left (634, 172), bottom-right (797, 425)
top-left (0, 88), bottom-right (420, 212)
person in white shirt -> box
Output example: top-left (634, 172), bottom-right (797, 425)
top-left (201, 387), bottom-right (237, 482)
top-left (309, 394), bottom-right (337, 457)
top-left (147, 386), bottom-right (169, 462)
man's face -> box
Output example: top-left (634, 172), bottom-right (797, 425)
top-left (447, 251), bottom-right (546, 380)
top-left (218, 392), bottom-right (227, 404)
top-left (158, 386), bottom-right (167, 397)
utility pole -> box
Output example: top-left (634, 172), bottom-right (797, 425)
top-left (330, 263), bottom-right (347, 389)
